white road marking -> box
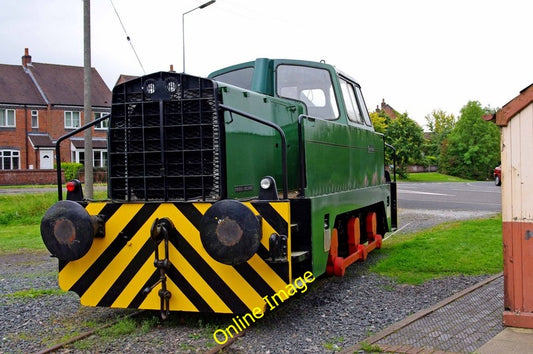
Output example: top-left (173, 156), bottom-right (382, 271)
top-left (398, 190), bottom-right (454, 196)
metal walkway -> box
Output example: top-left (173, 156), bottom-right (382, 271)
top-left (342, 273), bottom-right (504, 353)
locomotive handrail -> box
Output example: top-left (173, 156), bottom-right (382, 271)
top-left (297, 114), bottom-right (308, 197)
top-left (385, 142), bottom-right (397, 183)
top-left (54, 114), bottom-right (110, 200)
top-left (296, 114), bottom-right (346, 196)
top-left (296, 114), bottom-right (333, 196)
top-left (385, 142), bottom-right (398, 229)
top-left (218, 104), bottom-right (288, 200)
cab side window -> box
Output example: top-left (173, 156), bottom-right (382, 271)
top-left (340, 77), bottom-right (373, 127)
top-left (355, 85), bottom-right (373, 127)
top-left (277, 65), bottom-right (339, 120)
top-left (340, 79), bottom-right (363, 124)
top-left (212, 67), bottom-right (254, 90)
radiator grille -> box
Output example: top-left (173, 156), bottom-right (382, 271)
top-left (108, 73), bottom-right (223, 201)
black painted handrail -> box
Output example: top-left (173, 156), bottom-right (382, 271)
top-left (54, 114), bottom-right (110, 200)
top-left (219, 104), bottom-right (288, 200)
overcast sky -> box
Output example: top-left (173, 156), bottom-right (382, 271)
top-left (1, 0), bottom-right (532, 127)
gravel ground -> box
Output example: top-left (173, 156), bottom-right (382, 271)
top-left (0, 208), bottom-right (499, 353)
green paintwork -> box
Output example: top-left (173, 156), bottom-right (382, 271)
top-left (301, 116), bottom-right (386, 196)
top-left (299, 116), bottom-right (390, 275)
top-left (210, 58), bottom-right (394, 277)
top-left (219, 85), bottom-right (304, 199)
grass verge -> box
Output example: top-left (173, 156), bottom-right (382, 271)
top-left (0, 225), bottom-right (44, 253)
top-left (0, 190), bottom-right (107, 253)
top-left (0, 193), bottom-right (58, 226)
top-left (401, 172), bottom-right (473, 182)
top-left (371, 215), bottom-right (502, 284)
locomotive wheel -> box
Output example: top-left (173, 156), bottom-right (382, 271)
top-left (199, 200), bottom-right (261, 265)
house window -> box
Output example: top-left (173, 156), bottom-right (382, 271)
top-left (64, 111), bottom-right (81, 129)
top-left (72, 149), bottom-right (107, 167)
top-left (31, 110), bottom-right (39, 128)
top-left (0, 109), bottom-right (16, 127)
top-left (0, 149), bottom-right (20, 170)
top-left (94, 112), bottom-right (109, 130)
top-left (73, 150), bottom-right (83, 165)
top-left (93, 150), bottom-right (108, 167)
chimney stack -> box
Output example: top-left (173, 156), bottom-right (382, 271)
top-left (22, 48), bottom-right (32, 67)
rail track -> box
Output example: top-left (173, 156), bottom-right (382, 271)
top-left (35, 310), bottom-right (144, 354)
top-left (33, 308), bottom-right (245, 353)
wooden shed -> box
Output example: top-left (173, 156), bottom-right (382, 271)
top-left (496, 83), bottom-right (533, 328)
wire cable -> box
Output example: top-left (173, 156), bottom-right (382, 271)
top-left (383, 222), bottom-right (412, 241)
top-left (109, 0), bottom-right (146, 74)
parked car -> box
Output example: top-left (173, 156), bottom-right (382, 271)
top-left (494, 165), bottom-right (501, 186)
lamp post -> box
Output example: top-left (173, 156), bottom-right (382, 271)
top-left (182, 0), bottom-right (216, 73)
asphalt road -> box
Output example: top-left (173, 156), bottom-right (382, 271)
top-left (393, 181), bottom-right (501, 235)
top-left (397, 181), bottom-right (501, 212)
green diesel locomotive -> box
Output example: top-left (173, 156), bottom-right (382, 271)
top-left (41, 58), bottom-right (397, 317)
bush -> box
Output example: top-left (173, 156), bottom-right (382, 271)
top-left (62, 163), bottom-right (83, 181)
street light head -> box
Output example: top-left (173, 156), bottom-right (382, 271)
top-left (182, 0), bottom-right (216, 73)
top-left (199, 0), bottom-right (216, 9)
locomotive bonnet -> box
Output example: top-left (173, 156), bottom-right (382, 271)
top-left (41, 58), bottom-right (397, 317)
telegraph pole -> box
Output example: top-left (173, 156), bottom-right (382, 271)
top-left (83, 0), bottom-right (94, 198)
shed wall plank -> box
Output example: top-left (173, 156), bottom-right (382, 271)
top-left (503, 103), bottom-right (533, 222)
top-left (519, 104), bottom-right (533, 221)
top-left (502, 123), bottom-right (512, 221)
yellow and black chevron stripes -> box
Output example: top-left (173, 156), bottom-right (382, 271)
top-left (58, 200), bottom-right (291, 314)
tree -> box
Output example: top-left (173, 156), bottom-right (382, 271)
top-left (369, 111), bottom-right (389, 135)
top-left (424, 109), bottom-right (455, 165)
top-left (439, 101), bottom-right (500, 180)
top-left (425, 110), bottom-right (455, 156)
top-left (385, 113), bottom-right (424, 177)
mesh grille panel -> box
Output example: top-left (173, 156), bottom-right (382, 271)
top-left (108, 73), bottom-right (222, 201)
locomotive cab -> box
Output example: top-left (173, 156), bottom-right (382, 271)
top-left (41, 58), bottom-right (397, 316)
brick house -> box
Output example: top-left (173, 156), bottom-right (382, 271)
top-left (375, 98), bottom-right (398, 120)
top-left (0, 48), bottom-right (111, 177)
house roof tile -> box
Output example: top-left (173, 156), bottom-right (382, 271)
top-left (29, 63), bottom-right (111, 107)
top-left (115, 74), bottom-right (138, 87)
top-left (496, 83), bottom-right (533, 126)
top-left (0, 64), bottom-right (46, 105)
top-left (27, 133), bottom-right (54, 148)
